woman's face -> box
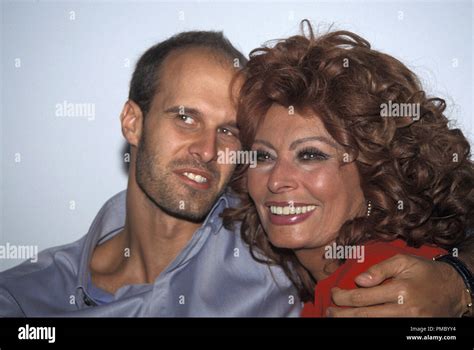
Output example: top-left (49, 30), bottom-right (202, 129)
top-left (248, 104), bottom-right (365, 250)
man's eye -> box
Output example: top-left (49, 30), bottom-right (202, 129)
top-left (218, 127), bottom-right (235, 137)
top-left (178, 114), bottom-right (195, 125)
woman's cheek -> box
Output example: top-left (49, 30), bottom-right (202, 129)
top-left (303, 164), bottom-right (342, 199)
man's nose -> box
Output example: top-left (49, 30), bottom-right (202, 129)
top-left (188, 131), bottom-right (218, 163)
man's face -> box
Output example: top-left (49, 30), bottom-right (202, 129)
top-left (135, 48), bottom-right (241, 222)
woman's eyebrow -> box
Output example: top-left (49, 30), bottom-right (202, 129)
top-left (289, 136), bottom-right (339, 150)
top-left (253, 139), bottom-right (275, 149)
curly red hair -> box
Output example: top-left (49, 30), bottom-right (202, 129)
top-left (223, 21), bottom-right (474, 300)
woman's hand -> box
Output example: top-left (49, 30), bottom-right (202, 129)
top-left (327, 254), bottom-right (470, 317)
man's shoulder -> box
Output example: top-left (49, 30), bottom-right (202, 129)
top-left (0, 236), bottom-right (86, 317)
top-left (197, 222), bottom-right (301, 316)
top-left (210, 219), bottom-right (296, 291)
top-left (0, 236), bottom-right (84, 286)
top-left (0, 190), bottom-right (126, 286)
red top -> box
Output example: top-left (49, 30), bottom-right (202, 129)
top-left (301, 239), bottom-right (447, 317)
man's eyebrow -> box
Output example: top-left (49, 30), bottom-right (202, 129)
top-left (164, 106), bottom-right (203, 117)
top-left (223, 121), bottom-right (238, 129)
top-left (289, 136), bottom-right (339, 150)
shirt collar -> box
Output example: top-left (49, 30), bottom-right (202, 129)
top-left (201, 190), bottom-right (234, 234)
top-left (75, 189), bottom-right (238, 296)
top-left (76, 190), bottom-right (127, 302)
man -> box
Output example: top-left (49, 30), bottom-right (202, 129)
top-left (0, 31), bottom-right (472, 317)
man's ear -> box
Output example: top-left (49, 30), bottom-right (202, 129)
top-left (120, 100), bottom-right (143, 147)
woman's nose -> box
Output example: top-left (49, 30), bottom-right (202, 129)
top-left (267, 160), bottom-right (298, 193)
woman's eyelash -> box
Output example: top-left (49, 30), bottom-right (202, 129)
top-left (254, 148), bottom-right (329, 163)
top-left (256, 150), bottom-right (273, 162)
top-left (297, 147), bottom-right (329, 161)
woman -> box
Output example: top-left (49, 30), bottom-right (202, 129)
top-left (223, 21), bottom-right (474, 317)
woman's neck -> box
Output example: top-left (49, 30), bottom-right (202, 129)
top-left (294, 242), bottom-right (340, 281)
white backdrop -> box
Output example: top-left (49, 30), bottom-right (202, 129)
top-left (1, 0), bottom-right (473, 271)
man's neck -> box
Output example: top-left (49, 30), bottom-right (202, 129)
top-left (90, 179), bottom-right (202, 294)
top-left (126, 180), bottom-right (203, 280)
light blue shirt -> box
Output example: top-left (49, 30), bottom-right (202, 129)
top-left (0, 190), bottom-right (302, 317)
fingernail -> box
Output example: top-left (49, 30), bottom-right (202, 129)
top-left (357, 272), bottom-right (373, 282)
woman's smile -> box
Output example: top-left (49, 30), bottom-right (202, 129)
top-left (265, 201), bottom-right (318, 225)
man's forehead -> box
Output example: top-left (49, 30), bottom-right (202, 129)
top-left (159, 47), bottom-right (235, 86)
top-left (154, 48), bottom-right (238, 115)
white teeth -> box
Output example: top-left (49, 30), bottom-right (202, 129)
top-left (269, 205), bottom-right (316, 216)
top-left (182, 172), bottom-right (208, 184)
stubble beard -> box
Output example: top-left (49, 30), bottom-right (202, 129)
top-left (135, 132), bottom-right (230, 223)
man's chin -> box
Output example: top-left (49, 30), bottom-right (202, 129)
top-left (156, 187), bottom-right (220, 223)
top-left (157, 202), bottom-right (212, 223)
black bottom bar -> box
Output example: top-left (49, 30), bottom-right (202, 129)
top-left (0, 318), bottom-right (472, 346)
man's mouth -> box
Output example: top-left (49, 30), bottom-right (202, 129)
top-left (174, 169), bottom-right (213, 190)
top-left (182, 171), bottom-right (208, 184)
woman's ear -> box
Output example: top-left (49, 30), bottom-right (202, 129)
top-left (120, 100), bottom-right (143, 147)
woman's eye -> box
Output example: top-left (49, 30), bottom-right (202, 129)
top-left (298, 148), bottom-right (329, 161)
top-left (178, 114), bottom-right (195, 125)
top-left (256, 150), bottom-right (273, 162)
